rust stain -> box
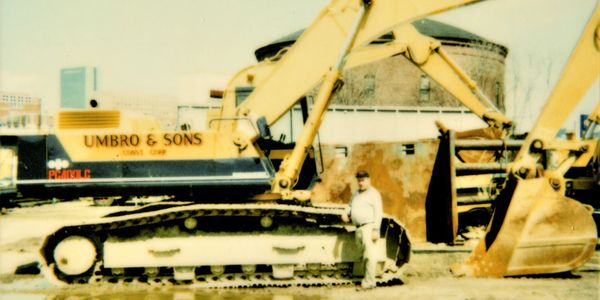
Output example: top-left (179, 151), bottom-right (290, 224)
top-left (313, 140), bottom-right (440, 242)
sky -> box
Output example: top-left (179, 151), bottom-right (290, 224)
top-left (0, 0), bottom-right (598, 133)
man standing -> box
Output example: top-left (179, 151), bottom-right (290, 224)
top-left (341, 170), bottom-right (383, 290)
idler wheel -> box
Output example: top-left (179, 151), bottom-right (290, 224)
top-left (53, 235), bottom-right (98, 276)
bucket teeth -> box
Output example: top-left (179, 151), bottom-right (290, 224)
top-left (454, 178), bottom-right (597, 277)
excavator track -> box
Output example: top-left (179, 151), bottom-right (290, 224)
top-left (40, 203), bottom-right (411, 288)
top-left (78, 261), bottom-right (405, 288)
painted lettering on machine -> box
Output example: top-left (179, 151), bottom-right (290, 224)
top-left (84, 133), bottom-right (203, 148)
top-left (79, 132), bottom-right (204, 158)
top-left (48, 169), bottom-right (91, 180)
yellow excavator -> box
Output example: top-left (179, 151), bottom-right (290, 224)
top-left (452, 3), bottom-right (599, 277)
top-left (0, 0), bottom-right (591, 286)
top-left (27, 0), bottom-right (494, 287)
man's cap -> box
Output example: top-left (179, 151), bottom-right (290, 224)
top-left (355, 170), bottom-right (370, 178)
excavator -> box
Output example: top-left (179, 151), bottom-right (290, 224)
top-left (19, 0), bottom-right (495, 287)
top-left (0, 0), bottom-right (593, 286)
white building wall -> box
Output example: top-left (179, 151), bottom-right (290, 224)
top-left (177, 105), bottom-right (487, 144)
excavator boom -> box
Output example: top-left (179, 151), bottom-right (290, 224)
top-left (343, 24), bottom-right (511, 130)
top-left (221, 11), bottom-right (512, 194)
top-left (231, 0), bottom-right (483, 140)
top-left (453, 3), bottom-right (600, 277)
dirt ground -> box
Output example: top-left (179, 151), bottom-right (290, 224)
top-left (0, 202), bottom-right (598, 300)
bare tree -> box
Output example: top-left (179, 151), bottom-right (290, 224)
top-left (506, 52), bottom-right (556, 133)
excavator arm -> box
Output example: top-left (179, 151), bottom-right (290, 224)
top-left (511, 3), bottom-right (600, 178)
top-left (222, 21), bottom-right (511, 135)
top-left (453, 3), bottom-right (600, 277)
top-left (347, 24), bottom-right (512, 131)
top-left (272, 20), bottom-right (517, 195)
top-left (217, 0), bottom-right (519, 196)
top-left (227, 0), bottom-right (484, 142)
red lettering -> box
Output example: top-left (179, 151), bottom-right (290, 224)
top-left (47, 169), bottom-right (92, 180)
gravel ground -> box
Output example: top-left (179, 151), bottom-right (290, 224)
top-left (0, 202), bottom-right (598, 300)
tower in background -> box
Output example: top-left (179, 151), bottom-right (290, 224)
top-left (60, 67), bottom-right (97, 108)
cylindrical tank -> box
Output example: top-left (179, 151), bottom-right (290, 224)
top-left (254, 19), bottom-right (508, 112)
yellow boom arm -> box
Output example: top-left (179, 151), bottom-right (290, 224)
top-left (512, 4), bottom-right (600, 176)
top-left (218, 0), bottom-right (521, 195)
top-left (230, 0), bottom-right (483, 142)
top-left (346, 24), bottom-right (512, 130)
top-left (453, 3), bottom-right (599, 277)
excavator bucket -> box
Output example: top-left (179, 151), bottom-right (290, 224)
top-left (425, 125), bottom-right (518, 244)
top-left (453, 177), bottom-right (597, 277)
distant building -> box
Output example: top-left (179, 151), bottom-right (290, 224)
top-left (255, 19), bottom-right (507, 112)
top-left (88, 91), bottom-right (178, 130)
top-left (178, 104), bottom-right (482, 144)
top-left (193, 19), bottom-right (507, 143)
top-left (0, 92), bottom-right (41, 130)
top-left (60, 67), bottom-right (97, 108)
